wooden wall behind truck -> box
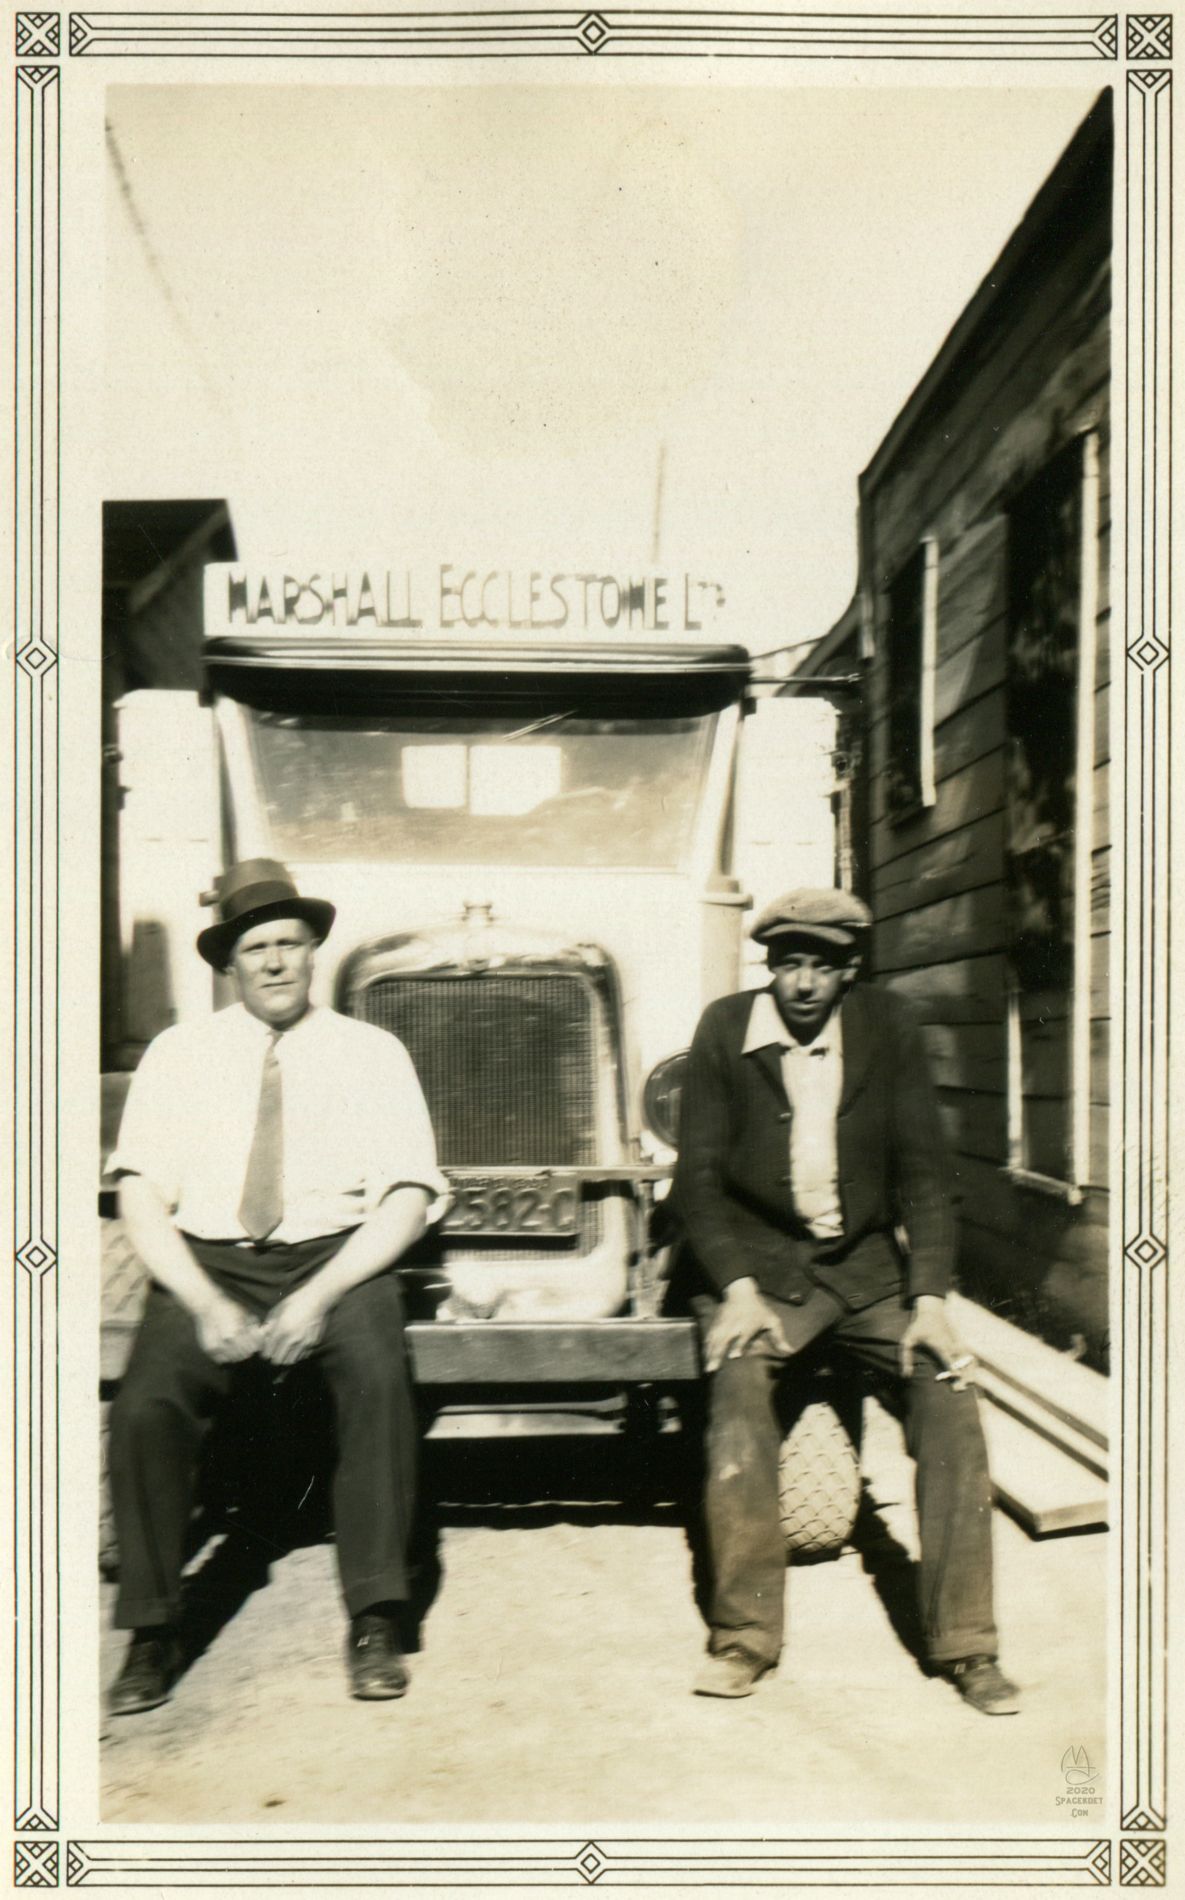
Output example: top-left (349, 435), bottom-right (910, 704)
top-left (861, 148), bottom-right (1111, 1365)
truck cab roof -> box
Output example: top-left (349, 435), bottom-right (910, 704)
top-left (204, 634), bottom-right (751, 678)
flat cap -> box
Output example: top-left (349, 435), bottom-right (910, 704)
top-left (750, 886), bottom-right (873, 951)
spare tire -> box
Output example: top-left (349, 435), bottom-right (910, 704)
top-left (777, 1374), bottom-right (863, 1558)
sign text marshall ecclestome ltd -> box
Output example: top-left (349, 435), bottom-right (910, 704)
top-left (203, 565), bottom-right (727, 639)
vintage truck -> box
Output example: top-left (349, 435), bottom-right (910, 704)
top-left (101, 561), bottom-right (863, 1555)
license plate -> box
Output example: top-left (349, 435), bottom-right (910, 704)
top-left (444, 1174), bottom-right (580, 1238)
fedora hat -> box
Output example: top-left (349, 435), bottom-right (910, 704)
top-left (197, 858), bottom-right (336, 969)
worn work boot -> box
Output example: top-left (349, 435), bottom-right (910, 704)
top-left (692, 1647), bottom-right (772, 1698)
top-left (108, 1629), bottom-right (183, 1717)
top-left (945, 1655), bottom-right (1021, 1716)
top-left (346, 1609), bottom-right (410, 1701)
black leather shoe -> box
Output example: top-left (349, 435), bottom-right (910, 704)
top-left (108, 1630), bottom-right (183, 1717)
top-left (347, 1612), bottom-right (409, 1701)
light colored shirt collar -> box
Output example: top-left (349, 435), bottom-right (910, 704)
top-left (742, 988), bottom-right (841, 1058)
top-left (230, 999), bottom-right (319, 1045)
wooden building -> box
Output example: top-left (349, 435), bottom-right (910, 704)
top-left (799, 94), bottom-right (1112, 1365)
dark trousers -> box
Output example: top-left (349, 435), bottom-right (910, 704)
top-left (110, 1234), bottom-right (417, 1629)
top-left (699, 1285), bottom-right (997, 1669)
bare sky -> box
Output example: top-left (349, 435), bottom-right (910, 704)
top-left (104, 80), bottom-right (1100, 651)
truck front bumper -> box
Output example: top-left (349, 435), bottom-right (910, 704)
top-left (405, 1319), bottom-right (700, 1385)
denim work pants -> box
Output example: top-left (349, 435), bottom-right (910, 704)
top-left (700, 1285), bottom-right (997, 1669)
top-left (110, 1234), bottom-right (417, 1629)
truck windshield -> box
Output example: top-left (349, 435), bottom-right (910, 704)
top-left (242, 707), bottom-right (717, 869)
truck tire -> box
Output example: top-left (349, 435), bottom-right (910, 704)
top-left (777, 1376), bottom-right (863, 1558)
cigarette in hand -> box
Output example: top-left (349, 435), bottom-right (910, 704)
top-left (936, 1354), bottom-right (976, 1384)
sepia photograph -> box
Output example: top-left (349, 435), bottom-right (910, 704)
top-left (5, 8), bottom-right (1177, 1891)
top-left (94, 72), bottom-right (1111, 1827)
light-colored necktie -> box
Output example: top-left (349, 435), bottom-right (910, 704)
top-left (239, 1032), bottom-right (284, 1241)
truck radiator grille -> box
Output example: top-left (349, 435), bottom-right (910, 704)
top-left (352, 974), bottom-right (598, 1170)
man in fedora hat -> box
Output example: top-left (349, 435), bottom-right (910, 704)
top-left (106, 859), bottom-right (448, 1712)
top-left (674, 887), bottom-right (1019, 1716)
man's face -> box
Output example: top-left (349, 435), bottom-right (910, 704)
top-left (229, 915), bottom-right (316, 1029)
top-left (768, 939), bottom-right (858, 1040)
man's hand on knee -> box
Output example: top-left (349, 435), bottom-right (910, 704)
top-left (705, 1278), bottom-right (793, 1372)
top-left (193, 1289), bottom-right (262, 1365)
top-left (900, 1293), bottom-right (975, 1388)
top-left (259, 1281), bottom-right (332, 1367)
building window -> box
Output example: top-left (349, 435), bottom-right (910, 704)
top-left (885, 539), bottom-right (937, 820)
top-left (1004, 433), bottom-right (1099, 1195)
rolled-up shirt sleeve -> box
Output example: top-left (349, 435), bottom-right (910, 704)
top-left (105, 1029), bottom-right (184, 1211)
top-left (365, 1033), bottom-right (450, 1225)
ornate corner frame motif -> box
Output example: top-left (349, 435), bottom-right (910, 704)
top-left (7, 7), bottom-right (1174, 1891)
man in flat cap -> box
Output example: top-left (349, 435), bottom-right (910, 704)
top-left (674, 887), bottom-right (1018, 1715)
top-left (106, 859), bottom-right (448, 1713)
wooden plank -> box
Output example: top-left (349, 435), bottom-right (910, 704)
top-left (1096, 519), bottom-right (1110, 622)
top-left (870, 748), bottom-right (1004, 843)
top-left (978, 1402), bottom-right (1109, 1536)
top-left (949, 1292), bottom-right (1109, 1447)
top-left (865, 610), bottom-right (1006, 730)
top-left (1092, 759), bottom-right (1109, 838)
top-left (1090, 931), bottom-right (1109, 1018)
top-left (1089, 1103), bottom-right (1109, 1187)
top-left (1090, 1017), bottom-right (1110, 1106)
top-left (932, 622), bottom-right (1007, 728)
top-left (875, 811), bottom-right (1004, 920)
top-left (872, 267), bottom-right (1109, 561)
top-left (920, 1021), bottom-right (1007, 1094)
top-left (1095, 603), bottom-right (1111, 689)
top-left (932, 516), bottom-right (1008, 664)
top-left (866, 687), bottom-right (1005, 793)
top-left (1094, 678), bottom-right (1109, 768)
top-left (881, 954), bottom-right (1008, 1024)
top-left (974, 1366), bottom-right (1107, 1478)
top-left (873, 337), bottom-right (1110, 615)
top-left (1091, 845), bottom-right (1111, 934)
top-left (934, 690), bottom-right (1007, 787)
top-left (875, 883), bottom-right (1007, 974)
top-left (938, 1087), bottom-right (1007, 1162)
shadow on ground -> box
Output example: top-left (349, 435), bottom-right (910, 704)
top-left (136, 1373), bottom-right (931, 1697)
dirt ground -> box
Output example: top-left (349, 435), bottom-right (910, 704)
top-left (100, 1399), bottom-right (1107, 1830)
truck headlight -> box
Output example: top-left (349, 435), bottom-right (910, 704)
top-left (642, 1051), bottom-right (689, 1149)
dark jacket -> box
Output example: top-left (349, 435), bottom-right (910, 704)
top-left (672, 982), bottom-right (956, 1310)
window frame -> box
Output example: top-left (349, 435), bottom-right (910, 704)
top-left (1003, 429), bottom-right (1100, 1201)
top-left (883, 536), bottom-right (938, 824)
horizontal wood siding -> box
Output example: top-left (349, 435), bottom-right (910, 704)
top-left (876, 812), bottom-right (1004, 921)
top-left (860, 124), bottom-right (1110, 1360)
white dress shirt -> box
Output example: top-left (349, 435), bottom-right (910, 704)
top-left (743, 989), bottom-right (844, 1241)
top-left (109, 1002), bottom-right (449, 1243)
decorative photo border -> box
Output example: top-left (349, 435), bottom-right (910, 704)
top-left (8, 7), bottom-right (1173, 1890)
